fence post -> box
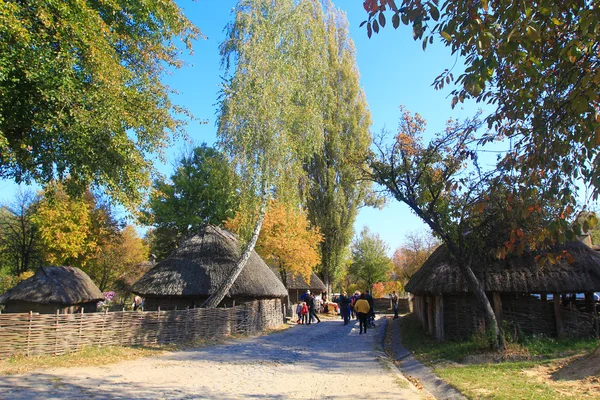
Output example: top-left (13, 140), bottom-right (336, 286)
top-left (27, 311), bottom-right (32, 357)
top-left (79, 308), bottom-right (84, 351)
top-left (54, 309), bottom-right (59, 356)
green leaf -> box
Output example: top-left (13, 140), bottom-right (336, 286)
top-left (441, 31), bottom-right (452, 41)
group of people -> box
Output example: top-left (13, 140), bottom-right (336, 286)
top-left (336, 290), bottom-right (376, 334)
top-left (295, 290), bottom-right (321, 325)
top-left (295, 288), bottom-right (401, 335)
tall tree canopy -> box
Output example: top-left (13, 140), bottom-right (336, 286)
top-left (0, 0), bottom-right (199, 208)
top-left (348, 226), bottom-right (393, 291)
top-left (142, 144), bottom-right (239, 260)
top-left (205, 0), bottom-right (328, 307)
top-left (303, 1), bottom-right (375, 291)
top-left (361, 1), bottom-right (600, 232)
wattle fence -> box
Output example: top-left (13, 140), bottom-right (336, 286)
top-left (0, 299), bottom-right (283, 359)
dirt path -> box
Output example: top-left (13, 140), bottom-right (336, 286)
top-left (0, 317), bottom-right (420, 399)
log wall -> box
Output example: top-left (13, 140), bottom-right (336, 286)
top-left (442, 294), bottom-right (596, 339)
top-left (0, 298), bottom-right (283, 359)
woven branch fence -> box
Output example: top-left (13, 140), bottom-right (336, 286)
top-left (0, 299), bottom-right (283, 359)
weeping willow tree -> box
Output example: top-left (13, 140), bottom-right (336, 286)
top-left (203, 0), bottom-right (328, 308)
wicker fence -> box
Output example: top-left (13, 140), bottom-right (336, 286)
top-left (0, 299), bottom-right (283, 359)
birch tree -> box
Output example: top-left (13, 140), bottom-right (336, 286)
top-left (203, 0), bottom-right (327, 307)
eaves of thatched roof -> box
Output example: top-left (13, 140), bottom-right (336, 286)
top-left (132, 225), bottom-right (288, 298)
top-left (405, 241), bottom-right (600, 296)
top-left (0, 266), bottom-right (103, 305)
top-left (270, 268), bottom-right (327, 291)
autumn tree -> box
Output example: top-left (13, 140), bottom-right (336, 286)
top-left (142, 144), bottom-right (239, 260)
top-left (303, 1), bottom-right (376, 292)
top-left (85, 225), bottom-right (149, 292)
top-left (393, 230), bottom-right (439, 286)
top-left (0, 0), bottom-right (199, 208)
top-left (348, 227), bottom-right (393, 291)
top-left (360, 1), bottom-right (600, 237)
top-left (32, 183), bottom-right (120, 269)
top-left (368, 106), bottom-right (509, 348)
top-left (0, 189), bottom-right (43, 275)
top-left (226, 201), bottom-right (322, 286)
top-left (206, 0), bottom-right (328, 307)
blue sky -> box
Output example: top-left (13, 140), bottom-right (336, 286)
top-left (160, 0), bottom-right (488, 253)
top-left (0, 1), bottom-right (493, 254)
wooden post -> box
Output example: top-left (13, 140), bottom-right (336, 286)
top-left (585, 292), bottom-right (594, 313)
top-left (27, 311), bottom-right (32, 356)
top-left (492, 292), bottom-right (503, 324)
top-left (54, 309), bottom-right (59, 355)
top-left (540, 294), bottom-right (547, 301)
top-left (427, 297), bottom-right (434, 336)
top-left (78, 308), bottom-right (84, 351)
top-left (435, 295), bottom-right (444, 342)
top-left (553, 293), bottom-right (564, 337)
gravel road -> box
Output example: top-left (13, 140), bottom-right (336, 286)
top-left (0, 317), bottom-right (420, 399)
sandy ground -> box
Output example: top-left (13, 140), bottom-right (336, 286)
top-left (0, 317), bottom-right (420, 399)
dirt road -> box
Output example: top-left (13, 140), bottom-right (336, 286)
top-left (0, 317), bottom-right (420, 399)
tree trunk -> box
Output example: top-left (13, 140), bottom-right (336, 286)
top-left (201, 195), bottom-right (268, 308)
top-left (458, 257), bottom-right (505, 350)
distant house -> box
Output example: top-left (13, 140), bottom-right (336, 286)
top-left (271, 269), bottom-right (326, 304)
top-left (132, 225), bottom-right (288, 311)
top-left (0, 266), bottom-right (103, 314)
top-left (406, 241), bottom-right (600, 340)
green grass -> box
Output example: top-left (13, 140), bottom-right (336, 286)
top-left (436, 361), bottom-right (558, 400)
top-left (398, 314), bottom-right (600, 399)
top-left (399, 314), bottom-right (483, 363)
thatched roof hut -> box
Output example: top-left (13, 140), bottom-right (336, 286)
top-left (406, 241), bottom-right (600, 340)
top-left (0, 266), bottom-right (103, 314)
top-left (270, 269), bottom-right (327, 303)
top-left (406, 241), bottom-right (600, 295)
top-left (132, 225), bottom-right (288, 310)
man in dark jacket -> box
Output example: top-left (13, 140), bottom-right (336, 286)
top-left (306, 291), bottom-right (321, 324)
top-left (364, 290), bottom-right (375, 327)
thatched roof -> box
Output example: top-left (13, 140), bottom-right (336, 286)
top-left (406, 241), bottom-right (600, 295)
top-left (132, 225), bottom-right (288, 298)
top-left (270, 268), bottom-right (327, 291)
top-left (0, 266), bottom-right (103, 305)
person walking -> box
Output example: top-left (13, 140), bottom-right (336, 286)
top-left (296, 302), bottom-right (304, 324)
top-left (301, 302), bottom-right (309, 324)
top-left (364, 290), bottom-right (375, 328)
top-left (305, 291), bottom-right (321, 325)
top-left (339, 291), bottom-right (351, 325)
top-left (350, 291), bottom-right (360, 320)
top-left (354, 293), bottom-right (371, 334)
top-left (391, 290), bottom-right (399, 319)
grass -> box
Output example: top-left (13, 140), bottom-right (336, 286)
top-left (398, 314), bottom-right (600, 399)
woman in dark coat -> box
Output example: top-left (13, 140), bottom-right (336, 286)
top-left (339, 291), bottom-right (351, 325)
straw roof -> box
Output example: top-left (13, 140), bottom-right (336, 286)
top-left (270, 268), bottom-right (327, 291)
top-left (132, 225), bottom-right (288, 298)
top-left (0, 266), bottom-right (103, 305)
top-left (406, 241), bottom-right (600, 295)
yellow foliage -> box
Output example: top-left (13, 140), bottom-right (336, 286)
top-left (32, 184), bottom-right (95, 267)
top-left (225, 200), bottom-right (322, 283)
